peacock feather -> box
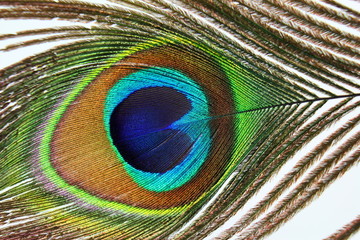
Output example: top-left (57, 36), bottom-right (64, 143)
top-left (0, 0), bottom-right (359, 239)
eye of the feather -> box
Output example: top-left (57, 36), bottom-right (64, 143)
top-left (42, 42), bottom-right (237, 211)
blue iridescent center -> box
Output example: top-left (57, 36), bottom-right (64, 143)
top-left (104, 67), bottom-right (211, 192)
top-left (109, 87), bottom-right (192, 173)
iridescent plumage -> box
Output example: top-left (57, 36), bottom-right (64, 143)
top-left (0, 0), bottom-right (359, 239)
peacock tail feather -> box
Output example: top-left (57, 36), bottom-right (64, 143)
top-left (0, 0), bottom-right (359, 239)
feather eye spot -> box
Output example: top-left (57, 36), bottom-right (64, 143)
top-left (37, 43), bottom-right (235, 210)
